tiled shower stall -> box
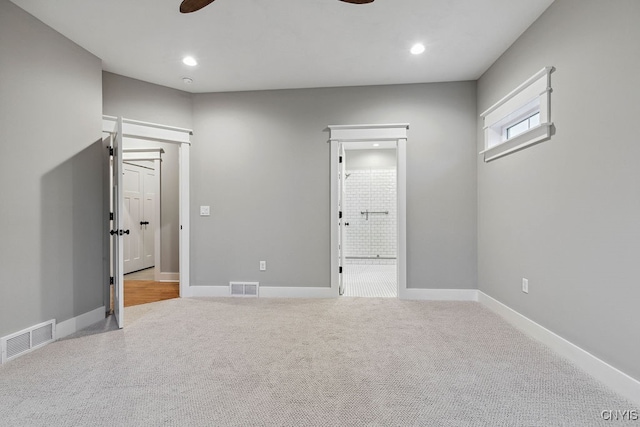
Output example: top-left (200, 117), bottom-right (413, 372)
top-left (344, 168), bottom-right (397, 265)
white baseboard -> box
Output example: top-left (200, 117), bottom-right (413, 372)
top-left (56, 306), bottom-right (105, 339)
top-left (157, 272), bottom-right (179, 282)
top-left (478, 291), bottom-right (640, 405)
top-left (400, 288), bottom-right (479, 301)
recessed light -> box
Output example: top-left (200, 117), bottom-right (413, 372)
top-left (410, 43), bottom-right (425, 55)
top-left (183, 77), bottom-right (193, 84)
top-left (182, 56), bottom-right (197, 66)
top-left (373, 143), bottom-right (380, 147)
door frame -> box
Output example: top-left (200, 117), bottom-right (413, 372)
top-left (338, 143), bottom-right (346, 295)
top-left (328, 123), bottom-right (409, 298)
top-left (103, 116), bottom-right (192, 300)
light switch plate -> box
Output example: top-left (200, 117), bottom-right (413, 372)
top-left (200, 206), bottom-right (210, 216)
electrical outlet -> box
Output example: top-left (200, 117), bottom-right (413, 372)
top-left (522, 278), bottom-right (529, 294)
top-left (260, 261), bottom-right (266, 271)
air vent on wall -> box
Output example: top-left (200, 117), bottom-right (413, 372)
top-left (230, 282), bottom-right (259, 297)
top-left (1, 320), bottom-right (56, 364)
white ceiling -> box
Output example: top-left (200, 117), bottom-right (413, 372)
top-left (11, 0), bottom-right (554, 93)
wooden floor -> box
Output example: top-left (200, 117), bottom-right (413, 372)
top-left (123, 280), bottom-right (179, 308)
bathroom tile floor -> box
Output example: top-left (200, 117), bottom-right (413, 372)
top-left (343, 264), bottom-right (397, 298)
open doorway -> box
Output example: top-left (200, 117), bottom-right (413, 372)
top-left (329, 124), bottom-right (409, 299)
top-left (121, 148), bottom-right (179, 308)
top-left (342, 146), bottom-right (397, 297)
top-left (103, 116), bottom-right (192, 328)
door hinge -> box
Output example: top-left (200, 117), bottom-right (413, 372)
top-left (110, 277), bottom-right (114, 285)
top-left (339, 156), bottom-right (343, 163)
top-left (339, 211), bottom-right (342, 219)
top-left (339, 266), bottom-right (343, 274)
top-left (110, 212), bottom-right (113, 221)
top-left (108, 146), bottom-right (114, 156)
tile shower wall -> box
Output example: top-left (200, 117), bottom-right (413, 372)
top-left (345, 168), bottom-right (397, 265)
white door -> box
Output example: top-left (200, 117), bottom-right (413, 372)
top-left (338, 144), bottom-right (347, 295)
top-left (123, 164), bottom-right (144, 273)
top-left (142, 168), bottom-right (156, 269)
top-left (112, 118), bottom-right (125, 328)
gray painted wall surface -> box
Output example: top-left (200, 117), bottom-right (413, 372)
top-left (192, 82), bottom-right (477, 289)
top-left (0, 0), bottom-right (103, 337)
top-left (102, 72), bottom-right (191, 273)
top-left (477, 0), bottom-right (640, 380)
top-left (102, 72), bottom-right (193, 128)
top-left (346, 149), bottom-right (397, 170)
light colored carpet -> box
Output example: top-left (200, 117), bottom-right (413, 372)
top-left (0, 298), bottom-right (633, 426)
top-left (344, 264), bottom-right (397, 298)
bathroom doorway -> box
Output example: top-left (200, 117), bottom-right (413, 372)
top-left (329, 123), bottom-right (408, 299)
top-left (342, 146), bottom-right (397, 297)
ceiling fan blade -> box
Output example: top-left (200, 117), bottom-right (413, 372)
top-left (180, 0), bottom-right (216, 14)
top-left (339, 0), bottom-right (375, 4)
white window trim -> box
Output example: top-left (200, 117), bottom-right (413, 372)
top-left (480, 66), bottom-right (554, 162)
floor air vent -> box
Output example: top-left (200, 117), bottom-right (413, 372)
top-left (1, 320), bottom-right (55, 364)
top-left (230, 282), bottom-right (259, 297)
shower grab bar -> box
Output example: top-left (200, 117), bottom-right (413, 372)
top-left (360, 210), bottom-right (389, 220)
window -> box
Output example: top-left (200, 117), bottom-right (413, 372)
top-left (480, 67), bottom-right (554, 162)
top-left (506, 112), bottom-right (540, 140)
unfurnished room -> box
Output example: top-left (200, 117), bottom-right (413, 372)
top-left (0, 0), bottom-right (639, 425)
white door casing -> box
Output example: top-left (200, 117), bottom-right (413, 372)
top-left (338, 144), bottom-right (347, 296)
top-left (329, 124), bottom-right (408, 298)
top-left (179, 141), bottom-right (190, 297)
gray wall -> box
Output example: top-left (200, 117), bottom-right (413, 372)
top-left (0, 0), bottom-right (103, 337)
top-left (102, 72), bottom-right (192, 273)
top-left (477, 0), bottom-right (640, 380)
top-left (346, 149), bottom-right (397, 170)
top-left (192, 82), bottom-right (477, 289)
